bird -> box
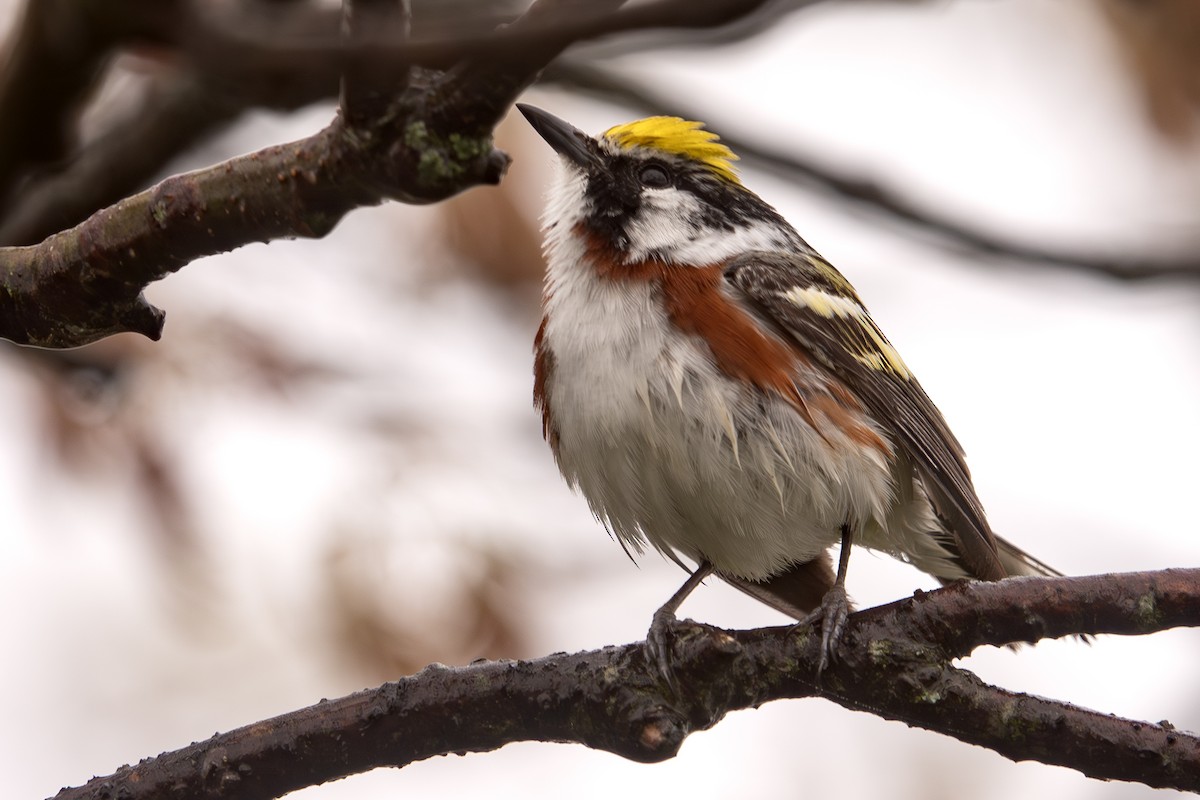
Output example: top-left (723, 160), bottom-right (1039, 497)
top-left (516, 103), bottom-right (1062, 675)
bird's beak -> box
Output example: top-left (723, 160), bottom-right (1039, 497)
top-left (517, 104), bottom-right (598, 170)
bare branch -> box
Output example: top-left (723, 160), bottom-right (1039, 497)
top-left (0, 7), bottom-right (348, 248)
top-left (158, 0), bottom-right (789, 90)
top-left (0, 105), bottom-right (512, 348)
top-left (2, 0), bottom-right (659, 347)
top-left (854, 568), bottom-right (1198, 656)
top-left (0, 74), bottom-right (248, 247)
top-left (0, 0), bottom-right (791, 249)
top-left (50, 570), bottom-right (1200, 800)
top-left (339, 0), bottom-right (412, 127)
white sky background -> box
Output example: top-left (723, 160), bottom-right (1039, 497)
top-left (3, 2), bottom-right (1200, 799)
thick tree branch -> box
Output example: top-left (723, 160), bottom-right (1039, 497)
top-left (7, 0), bottom-right (812, 348)
top-left (0, 0), bottom-right (641, 348)
top-left (1, 124), bottom-right (387, 346)
top-left (51, 570), bottom-right (1200, 800)
top-left (0, 6), bottom-right (351, 248)
top-left (175, 0), bottom-right (786, 81)
top-left (0, 74), bottom-right (250, 248)
top-left (339, 0), bottom-right (412, 128)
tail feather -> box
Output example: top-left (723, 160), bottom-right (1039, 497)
top-left (925, 529), bottom-right (1062, 585)
top-left (994, 535), bottom-right (1062, 579)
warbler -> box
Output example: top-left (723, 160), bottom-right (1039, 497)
top-left (517, 104), bottom-right (1060, 672)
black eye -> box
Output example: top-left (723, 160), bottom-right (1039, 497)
top-left (638, 163), bottom-right (671, 189)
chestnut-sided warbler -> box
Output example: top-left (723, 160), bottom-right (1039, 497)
top-left (517, 104), bottom-right (1059, 672)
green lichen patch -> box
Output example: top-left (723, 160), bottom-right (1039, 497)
top-left (867, 639), bottom-right (893, 666)
top-left (403, 121), bottom-right (491, 186)
top-left (1135, 592), bottom-right (1163, 628)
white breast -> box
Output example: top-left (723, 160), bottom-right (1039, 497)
top-left (544, 291), bottom-right (902, 578)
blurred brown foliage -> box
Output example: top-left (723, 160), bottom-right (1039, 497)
top-left (1103, 0), bottom-right (1200, 143)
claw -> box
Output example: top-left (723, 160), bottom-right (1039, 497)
top-left (796, 524), bottom-right (855, 678)
top-left (644, 562), bottom-right (714, 691)
top-left (645, 605), bottom-right (682, 691)
top-left (795, 583), bottom-right (851, 677)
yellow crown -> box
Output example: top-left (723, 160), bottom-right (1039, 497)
top-left (603, 117), bottom-right (740, 185)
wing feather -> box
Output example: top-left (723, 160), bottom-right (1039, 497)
top-left (724, 251), bottom-right (1006, 580)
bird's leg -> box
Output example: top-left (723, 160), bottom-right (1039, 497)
top-left (797, 524), bottom-right (854, 677)
top-left (646, 561), bottom-right (714, 688)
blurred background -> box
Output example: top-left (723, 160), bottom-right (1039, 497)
top-left (2, 1), bottom-right (1199, 798)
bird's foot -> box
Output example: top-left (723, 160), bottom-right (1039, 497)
top-left (794, 583), bottom-right (851, 678)
top-left (645, 604), bottom-right (683, 692)
top-left (644, 562), bottom-right (714, 692)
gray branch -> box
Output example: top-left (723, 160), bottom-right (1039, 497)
top-left (50, 569), bottom-right (1200, 800)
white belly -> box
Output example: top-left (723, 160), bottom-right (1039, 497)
top-left (542, 271), bottom-right (899, 581)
